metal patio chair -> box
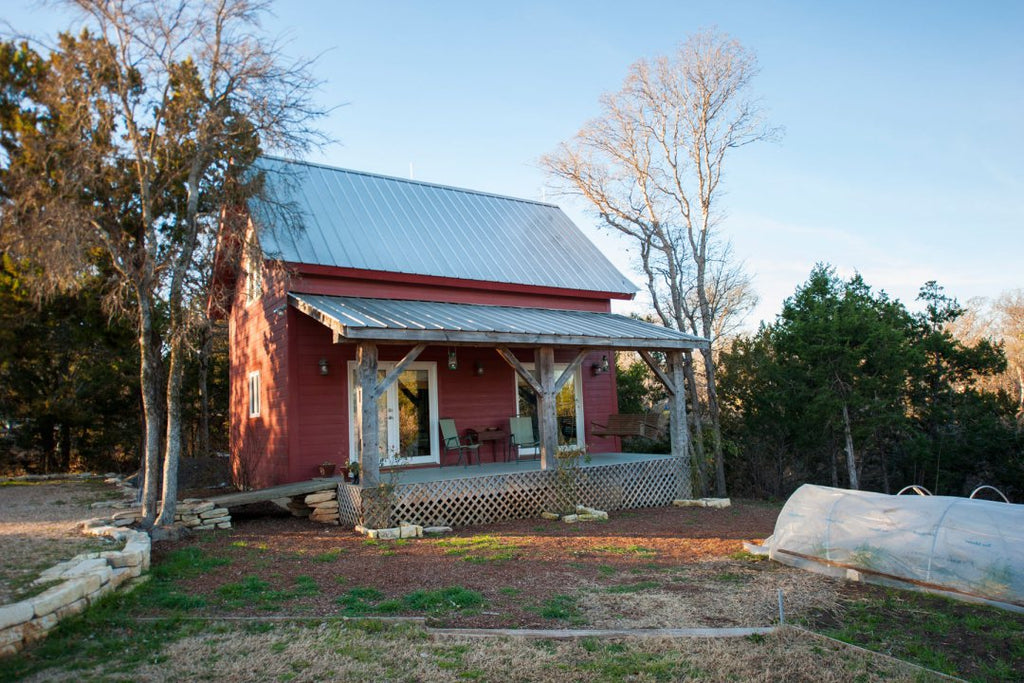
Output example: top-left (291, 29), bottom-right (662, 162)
top-left (509, 416), bottom-right (541, 463)
top-left (440, 418), bottom-right (480, 467)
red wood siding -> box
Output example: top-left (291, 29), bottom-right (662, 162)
top-left (230, 260), bottom-right (627, 486)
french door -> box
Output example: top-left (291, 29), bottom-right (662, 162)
top-left (515, 363), bottom-right (584, 455)
top-left (348, 362), bottom-right (439, 466)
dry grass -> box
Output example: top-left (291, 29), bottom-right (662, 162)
top-left (22, 621), bottom-right (941, 682)
top-left (0, 478), bottom-right (124, 603)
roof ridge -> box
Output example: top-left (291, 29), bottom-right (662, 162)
top-left (259, 155), bottom-right (560, 209)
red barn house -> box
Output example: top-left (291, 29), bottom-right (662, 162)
top-left (227, 157), bottom-right (707, 527)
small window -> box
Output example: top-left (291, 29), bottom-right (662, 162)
top-left (244, 253), bottom-right (263, 306)
top-left (248, 371), bottom-right (261, 417)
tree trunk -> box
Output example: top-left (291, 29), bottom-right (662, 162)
top-left (841, 402), bottom-right (859, 490)
top-left (138, 295), bottom-right (163, 526)
top-left (157, 340), bottom-right (184, 526)
top-left (699, 347), bottom-right (727, 496)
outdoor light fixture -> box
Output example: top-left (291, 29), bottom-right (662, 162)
top-left (318, 358), bottom-right (329, 376)
top-left (592, 355), bottom-right (610, 376)
top-left (474, 360), bottom-right (484, 376)
top-left (447, 348), bottom-right (458, 371)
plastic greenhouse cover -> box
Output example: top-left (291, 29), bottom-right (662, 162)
top-left (763, 484), bottom-right (1024, 611)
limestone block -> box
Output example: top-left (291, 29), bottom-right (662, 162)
top-left (180, 500), bottom-right (215, 514)
top-left (540, 512), bottom-right (561, 520)
top-left (216, 522), bottom-right (232, 529)
top-left (0, 642), bottom-right (23, 657)
top-left (577, 514), bottom-right (596, 522)
top-left (59, 558), bottom-right (110, 580)
top-left (193, 524), bottom-right (215, 531)
top-left (701, 497), bottom-right (731, 509)
top-left (312, 500), bottom-right (340, 511)
top-left (304, 491), bottom-right (337, 505)
top-left (108, 566), bottom-right (134, 589)
top-left (376, 527), bottom-right (401, 540)
top-left (178, 514), bottom-right (201, 525)
top-left (422, 526), bottom-right (452, 535)
top-left (199, 507), bottom-right (229, 520)
top-left (55, 598), bottom-right (88, 620)
top-left (117, 546), bottom-right (145, 569)
top-left (0, 603), bottom-right (33, 630)
top-left (201, 515), bottom-right (231, 526)
top-left (0, 622), bottom-right (25, 647)
top-left (399, 524), bottom-right (421, 539)
top-left (673, 499), bottom-right (706, 508)
top-left (22, 614), bottom-right (58, 643)
top-left (32, 579), bottom-right (89, 618)
top-left (561, 515), bottom-right (579, 524)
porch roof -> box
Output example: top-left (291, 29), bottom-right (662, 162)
top-left (289, 293), bottom-right (708, 350)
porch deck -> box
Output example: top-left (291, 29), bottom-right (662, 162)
top-left (340, 451), bottom-right (683, 529)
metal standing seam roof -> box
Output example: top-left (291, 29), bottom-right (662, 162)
top-left (289, 294), bottom-right (708, 350)
top-left (249, 157), bottom-right (638, 296)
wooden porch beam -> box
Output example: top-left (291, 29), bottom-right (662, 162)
top-left (495, 346), bottom-right (542, 395)
top-left (555, 349), bottom-right (589, 393)
top-left (376, 343), bottom-right (427, 395)
top-left (638, 349), bottom-right (676, 395)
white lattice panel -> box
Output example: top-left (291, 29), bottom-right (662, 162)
top-left (334, 459), bottom-right (682, 529)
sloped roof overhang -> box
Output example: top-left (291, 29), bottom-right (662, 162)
top-left (289, 293), bottom-right (709, 351)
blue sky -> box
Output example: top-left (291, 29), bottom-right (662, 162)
top-left (4, 1), bottom-right (1022, 329)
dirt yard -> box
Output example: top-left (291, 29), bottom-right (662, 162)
top-left (149, 499), bottom-right (845, 630)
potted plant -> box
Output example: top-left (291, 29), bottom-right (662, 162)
top-left (347, 460), bottom-right (360, 485)
top-left (317, 461), bottom-right (336, 478)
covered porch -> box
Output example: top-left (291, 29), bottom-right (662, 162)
top-left (290, 293), bottom-right (708, 528)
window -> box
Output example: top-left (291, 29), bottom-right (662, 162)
top-left (244, 251), bottom-right (263, 306)
top-left (248, 371), bottom-right (261, 417)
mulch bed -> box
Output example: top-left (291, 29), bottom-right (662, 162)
top-left (150, 500), bottom-right (843, 629)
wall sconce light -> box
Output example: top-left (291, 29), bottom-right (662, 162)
top-left (474, 360), bottom-right (484, 376)
top-left (447, 348), bottom-right (458, 371)
top-left (592, 355), bottom-right (610, 376)
top-left (318, 358), bottom-right (329, 376)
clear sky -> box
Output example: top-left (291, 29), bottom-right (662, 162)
top-left (4, 0), bottom-right (1022, 329)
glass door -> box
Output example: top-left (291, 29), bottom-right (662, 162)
top-left (515, 363), bottom-right (584, 454)
top-left (349, 362), bottom-right (439, 466)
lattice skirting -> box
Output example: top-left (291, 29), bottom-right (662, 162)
top-left (336, 458), bottom-right (682, 529)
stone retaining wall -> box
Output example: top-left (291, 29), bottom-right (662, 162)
top-left (285, 488), bottom-right (340, 525)
top-left (0, 520), bottom-right (150, 657)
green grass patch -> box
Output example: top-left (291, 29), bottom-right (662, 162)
top-left (577, 640), bottom-right (704, 680)
top-left (532, 594), bottom-right (583, 624)
top-left (808, 588), bottom-right (1024, 682)
top-left (335, 585), bottom-right (486, 617)
top-left (312, 548), bottom-right (345, 562)
top-left (592, 544), bottom-right (657, 557)
top-left (216, 574), bottom-right (321, 610)
top-left (606, 580), bottom-right (660, 594)
top-left (436, 535), bottom-right (518, 563)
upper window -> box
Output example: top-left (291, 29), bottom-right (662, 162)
top-left (244, 251), bottom-right (263, 306)
top-left (248, 371), bottom-right (261, 417)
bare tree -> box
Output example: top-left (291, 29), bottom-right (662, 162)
top-left (1, 0), bottom-right (324, 525)
top-left (542, 29), bottom-right (774, 495)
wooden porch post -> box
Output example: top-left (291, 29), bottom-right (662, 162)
top-left (355, 342), bottom-right (381, 488)
top-left (535, 346), bottom-right (558, 471)
top-left (639, 349), bottom-right (693, 499)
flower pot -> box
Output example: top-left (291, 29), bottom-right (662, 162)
top-left (317, 463), bottom-right (336, 478)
